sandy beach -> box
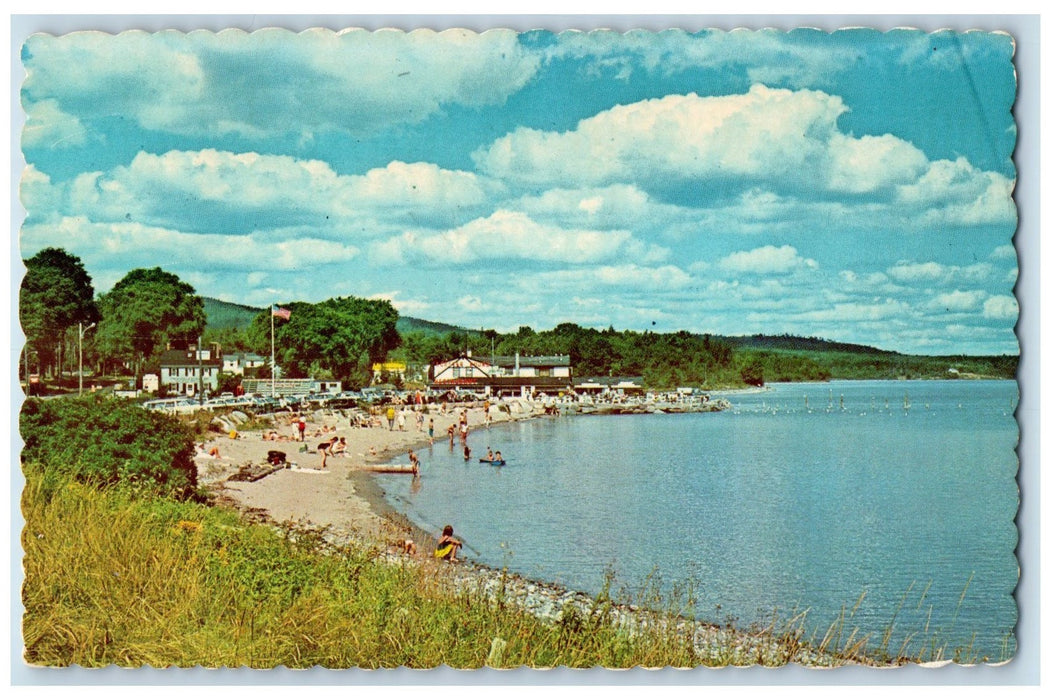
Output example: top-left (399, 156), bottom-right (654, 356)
top-left (195, 400), bottom-right (543, 553)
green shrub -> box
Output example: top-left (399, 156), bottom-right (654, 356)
top-left (20, 394), bottom-right (197, 498)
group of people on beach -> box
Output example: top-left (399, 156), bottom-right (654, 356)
top-left (256, 403), bottom-right (495, 563)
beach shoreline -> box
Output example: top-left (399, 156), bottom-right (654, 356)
top-left (191, 397), bottom-right (890, 666)
top-left (197, 399), bottom-right (548, 554)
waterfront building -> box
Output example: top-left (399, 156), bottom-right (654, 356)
top-left (574, 376), bottom-right (646, 397)
top-left (430, 352), bottom-right (573, 397)
top-left (159, 347), bottom-right (221, 396)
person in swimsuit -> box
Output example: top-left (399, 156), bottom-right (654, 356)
top-left (434, 525), bottom-right (462, 561)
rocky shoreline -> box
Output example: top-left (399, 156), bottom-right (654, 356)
top-left (191, 396), bottom-right (904, 667)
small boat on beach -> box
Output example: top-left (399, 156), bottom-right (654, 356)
top-left (358, 464), bottom-right (418, 474)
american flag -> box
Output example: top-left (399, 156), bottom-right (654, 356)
top-left (271, 305), bottom-right (291, 320)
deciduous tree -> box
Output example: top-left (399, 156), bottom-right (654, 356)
top-left (19, 247), bottom-right (98, 377)
top-left (95, 267), bottom-right (206, 382)
top-left (249, 296), bottom-right (400, 385)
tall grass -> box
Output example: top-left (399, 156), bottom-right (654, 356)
top-left (22, 468), bottom-right (1008, 668)
top-left (22, 470), bottom-right (703, 668)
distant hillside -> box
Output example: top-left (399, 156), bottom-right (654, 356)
top-left (396, 316), bottom-right (479, 337)
top-left (718, 334), bottom-right (896, 355)
top-left (203, 299), bottom-right (476, 337)
top-left (203, 298), bottom-right (262, 330)
top-left (202, 300), bottom-right (1014, 380)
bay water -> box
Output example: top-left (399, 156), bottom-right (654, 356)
top-left (375, 380), bottom-right (1018, 661)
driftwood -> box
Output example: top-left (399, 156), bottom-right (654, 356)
top-left (227, 462), bottom-right (286, 482)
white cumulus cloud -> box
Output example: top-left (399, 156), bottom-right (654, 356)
top-left (718, 245), bottom-right (817, 275)
top-left (369, 210), bottom-right (667, 267)
top-left (27, 148), bottom-right (490, 235)
top-left (928, 290), bottom-right (987, 312)
top-left (982, 295), bottom-right (1018, 320)
top-left (887, 260), bottom-right (994, 285)
top-left (23, 28), bottom-right (541, 139)
top-left (21, 98), bottom-right (88, 150)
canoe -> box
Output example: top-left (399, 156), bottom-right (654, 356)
top-left (479, 458), bottom-right (506, 466)
top-left (358, 464), bottom-right (418, 474)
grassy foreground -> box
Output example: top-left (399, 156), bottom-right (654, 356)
top-left (22, 471), bottom-right (719, 669)
top-left (23, 468), bottom-right (1005, 669)
top-left (27, 467), bottom-right (1011, 670)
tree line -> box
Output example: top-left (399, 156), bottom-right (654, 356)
top-left (395, 324), bottom-right (765, 389)
top-left (19, 247), bottom-right (400, 391)
top-left (21, 247), bottom-right (1014, 394)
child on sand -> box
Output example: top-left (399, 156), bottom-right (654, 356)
top-left (331, 437), bottom-right (347, 456)
top-left (402, 532), bottom-right (417, 555)
top-left (434, 525), bottom-right (462, 561)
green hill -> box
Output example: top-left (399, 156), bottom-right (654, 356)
top-left (203, 297), bottom-right (474, 338)
top-left (396, 316), bottom-right (479, 337)
top-left (718, 334), bottom-right (896, 355)
top-left (202, 298), bottom-right (263, 330)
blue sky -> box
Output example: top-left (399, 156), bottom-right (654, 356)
top-left (18, 26), bottom-right (1019, 355)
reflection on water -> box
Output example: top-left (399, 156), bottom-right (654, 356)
top-left (377, 380), bottom-right (1018, 660)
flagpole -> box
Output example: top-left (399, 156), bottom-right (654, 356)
top-left (271, 305), bottom-right (276, 398)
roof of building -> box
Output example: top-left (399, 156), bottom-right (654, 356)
top-left (159, 349), bottom-right (222, 367)
top-left (224, 352), bottom-right (266, 362)
top-left (576, 376), bottom-right (645, 387)
top-left (433, 356), bottom-right (494, 371)
top-left (431, 375), bottom-right (573, 389)
top-left (492, 354), bottom-right (571, 367)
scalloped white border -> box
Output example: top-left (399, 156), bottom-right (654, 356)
top-left (5, 13), bottom-right (1040, 689)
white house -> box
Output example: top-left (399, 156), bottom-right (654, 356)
top-left (222, 352), bottom-right (268, 376)
top-left (430, 355), bottom-right (494, 384)
top-left (430, 352), bottom-right (573, 397)
top-left (491, 354), bottom-right (572, 379)
top-left (159, 348), bottom-right (221, 396)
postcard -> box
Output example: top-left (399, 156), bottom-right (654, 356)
top-left (14, 17), bottom-right (1030, 681)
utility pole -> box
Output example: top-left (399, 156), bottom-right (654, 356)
top-left (198, 335), bottom-right (204, 405)
top-left (78, 321), bottom-right (96, 395)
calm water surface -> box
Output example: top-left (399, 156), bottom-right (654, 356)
top-left (376, 380), bottom-right (1018, 660)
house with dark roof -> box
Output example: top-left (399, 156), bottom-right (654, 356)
top-left (430, 352), bottom-right (573, 397)
top-left (159, 347), bottom-right (222, 396)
